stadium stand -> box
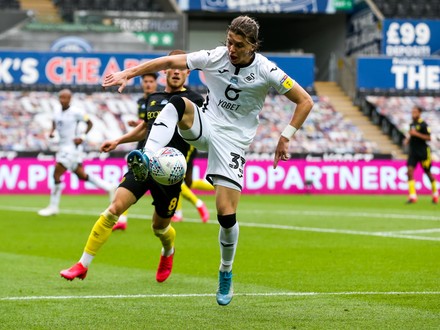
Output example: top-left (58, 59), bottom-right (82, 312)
top-left (365, 96), bottom-right (440, 161)
top-left (374, 0), bottom-right (440, 19)
top-left (0, 91), bottom-right (380, 157)
top-left (250, 94), bottom-right (379, 155)
top-left (0, 91), bottom-right (139, 152)
top-left (0, 0), bottom-right (20, 9)
top-left (52, 0), bottom-right (165, 22)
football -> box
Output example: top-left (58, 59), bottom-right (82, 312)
top-left (149, 147), bottom-right (187, 185)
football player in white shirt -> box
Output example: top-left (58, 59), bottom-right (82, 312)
top-left (103, 16), bottom-right (313, 306)
top-left (38, 89), bottom-right (116, 217)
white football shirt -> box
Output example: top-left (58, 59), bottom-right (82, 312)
top-left (187, 46), bottom-right (295, 149)
top-left (53, 105), bottom-right (89, 149)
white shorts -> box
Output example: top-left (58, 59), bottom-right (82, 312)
top-left (56, 146), bottom-right (84, 171)
top-left (178, 103), bottom-right (245, 191)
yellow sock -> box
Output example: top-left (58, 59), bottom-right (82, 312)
top-left (432, 181), bottom-right (438, 195)
top-left (408, 180), bottom-right (416, 197)
top-left (181, 183), bottom-right (198, 206)
top-left (175, 194), bottom-right (183, 212)
top-left (153, 224), bottom-right (176, 255)
top-left (191, 179), bottom-right (214, 191)
top-left (84, 209), bottom-right (118, 256)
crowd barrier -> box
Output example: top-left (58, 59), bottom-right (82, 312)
top-left (1, 158), bottom-right (437, 195)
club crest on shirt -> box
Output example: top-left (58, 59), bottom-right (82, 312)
top-left (244, 73), bottom-right (255, 83)
top-left (230, 77), bottom-right (238, 85)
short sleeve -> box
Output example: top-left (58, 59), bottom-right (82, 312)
top-left (187, 50), bottom-right (211, 71)
top-left (187, 46), bottom-right (225, 71)
top-left (265, 60), bottom-right (296, 94)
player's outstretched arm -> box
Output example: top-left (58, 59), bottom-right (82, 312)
top-left (273, 84), bottom-right (314, 169)
top-left (100, 122), bottom-right (148, 152)
top-left (102, 54), bottom-right (188, 93)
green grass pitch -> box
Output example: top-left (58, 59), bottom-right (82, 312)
top-left (1, 194), bottom-right (439, 329)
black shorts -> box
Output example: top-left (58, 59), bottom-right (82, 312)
top-left (119, 170), bottom-right (182, 218)
top-left (407, 147), bottom-right (431, 171)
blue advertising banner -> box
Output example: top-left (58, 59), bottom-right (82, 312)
top-left (0, 50), bottom-right (314, 88)
top-left (177, 0), bottom-right (352, 13)
top-left (382, 19), bottom-right (440, 57)
top-left (357, 56), bottom-right (440, 90)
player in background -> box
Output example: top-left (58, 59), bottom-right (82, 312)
top-left (113, 73), bottom-right (158, 231)
top-left (127, 73), bottom-right (159, 149)
top-left (404, 105), bottom-right (438, 204)
top-left (102, 16), bottom-right (313, 305)
top-left (38, 89), bottom-right (115, 217)
top-left (171, 146), bottom-right (213, 223)
top-left (60, 50), bottom-right (205, 283)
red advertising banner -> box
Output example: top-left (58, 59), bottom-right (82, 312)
top-left (0, 158), bottom-right (437, 195)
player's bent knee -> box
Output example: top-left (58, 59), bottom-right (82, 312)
top-left (169, 95), bottom-right (186, 121)
top-left (218, 214), bottom-right (236, 229)
top-left (101, 208), bottom-right (119, 226)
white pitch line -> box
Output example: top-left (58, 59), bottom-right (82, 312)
top-left (237, 222), bottom-right (440, 242)
top-left (1, 205), bottom-right (440, 241)
top-left (1, 205), bottom-right (439, 222)
top-left (383, 228), bottom-right (440, 235)
top-left (0, 205), bottom-right (440, 222)
top-left (245, 209), bottom-right (440, 222)
top-left (2, 291), bottom-right (440, 302)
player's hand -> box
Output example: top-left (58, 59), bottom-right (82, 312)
top-left (102, 71), bottom-right (128, 93)
top-left (273, 136), bottom-right (290, 169)
top-left (409, 128), bottom-right (417, 136)
top-left (100, 140), bottom-right (118, 152)
top-left (127, 120), bottom-right (138, 127)
top-left (73, 138), bottom-right (83, 145)
top-left (49, 132), bottom-right (55, 139)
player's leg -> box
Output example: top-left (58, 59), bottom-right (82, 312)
top-left (152, 212), bottom-right (176, 283)
top-left (182, 151), bottom-right (210, 222)
top-left (174, 183), bottom-right (209, 223)
top-left (60, 172), bottom-right (147, 280)
top-left (171, 193), bottom-right (184, 222)
top-left (150, 182), bottom-right (181, 282)
top-left (144, 96), bottom-right (195, 153)
top-left (74, 165), bottom-right (116, 201)
top-left (59, 187), bottom-right (137, 280)
top-left (214, 184), bottom-right (240, 306)
top-left (406, 153), bottom-right (418, 203)
top-left (191, 179), bottom-right (215, 191)
top-left (421, 150), bottom-right (437, 204)
top-left (113, 210), bottom-right (129, 231)
top-left (38, 163), bottom-right (67, 216)
top-left (206, 137), bottom-right (245, 306)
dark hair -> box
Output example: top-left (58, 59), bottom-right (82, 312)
top-left (141, 73), bottom-right (158, 80)
top-left (168, 49), bottom-right (186, 56)
top-left (413, 105), bottom-right (424, 113)
top-left (228, 16), bottom-right (261, 51)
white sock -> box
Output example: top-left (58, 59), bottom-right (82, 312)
top-left (219, 223), bottom-right (239, 273)
top-left (79, 251), bottom-right (94, 268)
top-left (195, 199), bottom-right (203, 208)
top-left (145, 103), bottom-right (179, 152)
top-left (88, 174), bottom-right (112, 191)
top-left (118, 213), bottom-right (128, 224)
top-left (161, 247), bottom-right (175, 257)
top-left (49, 182), bottom-right (63, 208)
